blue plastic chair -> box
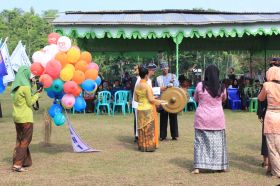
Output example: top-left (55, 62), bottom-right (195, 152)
top-left (227, 88), bottom-right (241, 111)
top-left (112, 91), bottom-right (130, 116)
top-left (72, 107), bottom-right (86, 115)
top-left (183, 89), bottom-right (197, 112)
top-left (96, 91), bottom-right (112, 115)
top-left (184, 96), bottom-right (197, 112)
top-left (187, 88), bottom-right (195, 97)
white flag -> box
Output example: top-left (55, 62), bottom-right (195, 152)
top-left (10, 41), bottom-right (31, 72)
top-left (1, 38), bottom-right (15, 84)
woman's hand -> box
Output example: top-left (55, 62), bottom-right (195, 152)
top-left (159, 100), bottom-right (168, 105)
top-left (37, 87), bottom-right (43, 93)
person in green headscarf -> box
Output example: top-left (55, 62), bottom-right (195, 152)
top-left (11, 66), bottom-right (42, 172)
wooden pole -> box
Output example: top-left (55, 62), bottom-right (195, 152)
top-left (0, 102), bottom-right (2, 118)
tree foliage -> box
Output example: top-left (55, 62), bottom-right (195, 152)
top-left (0, 8), bottom-right (54, 57)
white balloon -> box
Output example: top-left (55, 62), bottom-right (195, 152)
top-left (57, 36), bottom-right (72, 52)
top-left (32, 51), bottom-right (45, 63)
top-left (40, 53), bottom-right (53, 68)
top-left (43, 44), bottom-right (59, 58)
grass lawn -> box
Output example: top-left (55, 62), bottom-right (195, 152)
top-left (0, 91), bottom-right (279, 186)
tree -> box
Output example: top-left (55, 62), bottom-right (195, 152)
top-left (0, 8), bottom-right (53, 56)
top-left (42, 9), bottom-right (59, 23)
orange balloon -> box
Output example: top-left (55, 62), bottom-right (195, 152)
top-left (85, 69), bottom-right (98, 80)
top-left (75, 60), bottom-right (88, 72)
top-left (66, 47), bottom-right (80, 64)
top-left (80, 51), bottom-right (92, 64)
top-left (73, 86), bottom-right (82, 97)
top-left (55, 52), bottom-right (68, 67)
top-left (72, 70), bottom-right (85, 84)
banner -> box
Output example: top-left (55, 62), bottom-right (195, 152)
top-left (65, 112), bottom-right (100, 153)
top-left (1, 38), bottom-right (15, 84)
top-left (10, 41), bottom-right (31, 72)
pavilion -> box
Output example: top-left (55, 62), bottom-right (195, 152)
top-left (52, 10), bottom-right (280, 76)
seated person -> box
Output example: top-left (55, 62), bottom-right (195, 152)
top-left (111, 80), bottom-right (122, 95)
top-left (84, 90), bottom-right (95, 113)
top-left (228, 79), bottom-right (239, 88)
top-left (253, 80), bottom-right (261, 97)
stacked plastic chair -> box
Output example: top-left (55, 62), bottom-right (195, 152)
top-left (227, 88), bottom-right (241, 111)
top-left (95, 91), bottom-right (112, 115)
top-left (112, 91), bottom-right (130, 116)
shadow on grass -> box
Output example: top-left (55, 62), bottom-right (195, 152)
top-left (246, 143), bottom-right (262, 153)
top-left (2, 143), bottom-right (73, 165)
top-left (2, 157), bottom-right (12, 165)
top-left (229, 152), bottom-right (263, 175)
top-left (116, 135), bottom-right (138, 151)
top-left (169, 153), bottom-right (264, 175)
top-left (169, 157), bottom-right (193, 171)
top-left (31, 142), bottom-right (73, 154)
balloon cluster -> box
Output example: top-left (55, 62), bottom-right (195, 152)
top-left (31, 33), bottom-right (101, 126)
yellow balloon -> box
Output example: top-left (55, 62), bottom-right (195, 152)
top-left (66, 47), bottom-right (80, 64)
top-left (60, 67), bottom-right (74, 81)
top-left (65, 64), bottom-right (75, 72)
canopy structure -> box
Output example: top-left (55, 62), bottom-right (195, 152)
top-left (53, 10), bottom-right (280, 76)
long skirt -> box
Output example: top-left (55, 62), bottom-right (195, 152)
top-left (266, 134), bottom-right (280, 177)
top-left (13, 123), bottom-right (33, 167)
top-left (194, 129), bottom-right (228, 170)
top-left (137, 110), bottom-right (156, 152)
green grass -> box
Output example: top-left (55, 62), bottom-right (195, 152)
top-left (0, 91), bottom-right (279, 186)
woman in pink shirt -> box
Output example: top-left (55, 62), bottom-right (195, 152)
top-left (192, 65), bottom-right (228, 174)
top-left (258, 66), bottom-right (280, 178)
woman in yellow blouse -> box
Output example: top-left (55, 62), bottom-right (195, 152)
top-left (134, 66), bottom-right (165, 152)
top-left (11, 66), bottom-right (42, 172)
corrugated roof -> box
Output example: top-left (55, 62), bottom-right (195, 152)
top-left (52, 10), bottom-right (280, 26)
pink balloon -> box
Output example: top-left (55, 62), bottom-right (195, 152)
top-left (45, 59), bottom-right (62, 79)
top-left (48, 32), bottom-right (60, 44)
top-left (63, 81), bottom-right (79, 94)
top-left (87, 63), bottom-right (99, 71)
top-left (61, 94), bottom-right (75, 108)
top-left (39, 74), bottom-right (53, 88)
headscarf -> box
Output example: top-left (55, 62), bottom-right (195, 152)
top-left (202, 65), bottom-right (225, 98)
top-left (266, 66), bottom-right (280, 82)
top-left (11, 66), bottom-right (31, 93)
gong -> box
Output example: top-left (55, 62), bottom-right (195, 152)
top-left (160, 87), bottom-right (189, 113)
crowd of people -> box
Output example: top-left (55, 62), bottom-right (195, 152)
top-left (9, 58), bottom-right (280, 180)
top-left (83, 73), bottom-right (133, 113)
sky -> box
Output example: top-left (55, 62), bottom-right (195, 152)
top-left (1, 0), bottom-right (280, 14)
